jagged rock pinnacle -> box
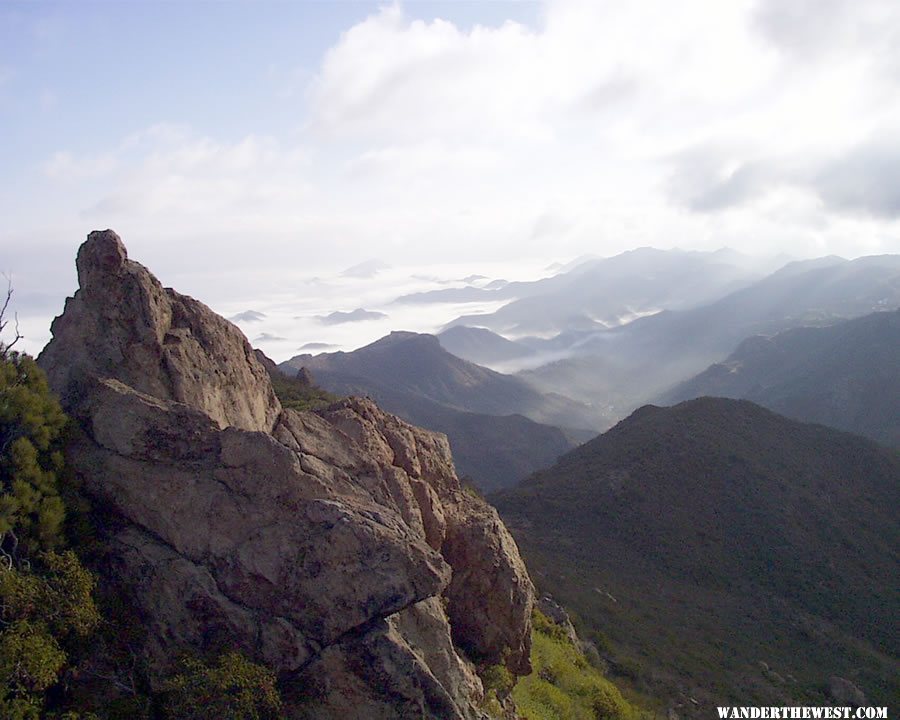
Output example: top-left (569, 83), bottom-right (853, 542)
top-left (76, 229), bottom-right (128, 290)
top-left (37, 230), bottom-right (535, 719)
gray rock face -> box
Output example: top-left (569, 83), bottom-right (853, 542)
top-left (38, 230), bottom-right (534, 719)
top-left (41, 229), bottom-right (280, 433)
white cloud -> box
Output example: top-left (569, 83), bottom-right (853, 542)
top-left (308, 5), bottom-right (548, 143)
top-left (753, 0), bottom-right (900, 63)
top-left (302, 0), bottom-right (900, 252)
top-left (55, 126), bottom-right (313, 230)
top-left (9, 0), bottom-right (900, 357)
top-left (44, 150), bottom-right (117, 180)
top-left (308, 0), bottom-right (777, 149)
top-left (35, 0), bottom-right (900, 267)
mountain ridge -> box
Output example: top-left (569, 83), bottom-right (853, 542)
top-left (520, 253), bottom-right (900, 424)
top-left (493, 397), bottom-right (900, 713)
top-left (280, 331), bottom-right (599, 489)
top-left (661, 309), bottom-right (900, 447)
top-left (283, 330), bottom-right (596, 428)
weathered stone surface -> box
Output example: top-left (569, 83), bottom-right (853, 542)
top-left (40, 229), bottom-right (280, 433)
top-left (443, 492), bottom-right (534, 675)
top-left (38, 230), bottom-right (535, 718)
top-left (108, 525), bottom-right (314, 677)
top-left (288, 598), bottom-right (489, 720)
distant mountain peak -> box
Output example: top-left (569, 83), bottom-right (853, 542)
top-left (316, 308), bottom-right (388, 325)
top-left (373, 330), bottom-right (441, 347)
top-left (340, 259), bottom-right (391, 278)
top-left (229, 309), bottom-right (267, 323)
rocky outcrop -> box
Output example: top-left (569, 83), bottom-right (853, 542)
top-left (39, 230), bottom-right (534, 719)
top-left (40, 230), bottom-right (280, 433)
top-left (828, 676), bottom-right (867, 708)
top-left (536, 595), bottom-right (580, 648)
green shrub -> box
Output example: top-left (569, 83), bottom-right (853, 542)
top-left (532, 609), bottom-right (571, 643)
top-left (480, 661), bottom-right (515, 716)
top-left (0, 352), bottom-right (68, 554)
top-left (512, 610), bottom-right (643, 720)
top-left (0, 550), bottom-right (100, 716)
top-left (0, 620), bottom-right (67, 718)
top-left (0, 349), bottom-right (102, 718)
top-left (0, 550), bottom-right (99, 639)
top-left (269, 372), bottom-right (338, 412)
top-left (481, 663), bottom-right (515, 697)
top-left (162, 651), bottom-right (282, 720)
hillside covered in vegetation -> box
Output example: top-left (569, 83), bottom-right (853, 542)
top-left (493, 398), bottom-right (900, 714)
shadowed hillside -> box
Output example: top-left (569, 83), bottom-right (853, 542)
top-left (438, 325), bottom-right (536, 368)
top-left (283, 331), bottom-right (595, 428)
top-left (493, 398), bottom-right (900, 714)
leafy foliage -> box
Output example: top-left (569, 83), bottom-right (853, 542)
top-left (0, 342), bottom-right (102, 718)
top-left (0, 352), bottom-right (68, 555)
top-left (269, 370), bottom-right (339, 412)
top-left (0, 550), bottom-right (100, 638)
top-left (480, 662), bottom-right (515, 716)
top-left (161, 651), bottom-right (282, 720)
top-left (0, 552), bottom-right (100, 717)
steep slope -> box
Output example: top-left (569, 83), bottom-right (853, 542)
top-left (493, 399), bottom-right (900, 714)
top-left (662, 310), bottom-right (900, 447)
top-left (38, 230), bottom-right (535, 719)
top-left (523, 254), bottom-right (900, 419)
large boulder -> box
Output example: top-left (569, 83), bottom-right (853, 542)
top-left (38, 230), bottom-right (534, 718)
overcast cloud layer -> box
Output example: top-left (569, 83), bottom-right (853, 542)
top-left (2, 0), bottom-right (900, 355)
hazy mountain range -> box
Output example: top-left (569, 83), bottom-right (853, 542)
top-left (287, 248), bottom-right (900, 490)
top-left (403, 247), bottom-right (783, 337)
top-left (662, 309), bottom-right (900, 447)
top-left (316, 308), bottom-right (388, 325)
top-left (516, 253), bottom-right (900, 421)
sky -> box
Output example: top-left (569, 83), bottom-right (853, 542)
top-left (2, 0), bottom-right (900, 357)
